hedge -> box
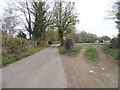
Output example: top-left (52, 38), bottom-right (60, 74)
top-left (2, 37), bottom-right (28, 55)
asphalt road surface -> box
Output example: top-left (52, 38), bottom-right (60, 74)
top-left (2, 46), bottom-right (67, 88)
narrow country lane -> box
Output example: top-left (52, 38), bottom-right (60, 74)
top-left (2, 46), bottom-right (67, 88)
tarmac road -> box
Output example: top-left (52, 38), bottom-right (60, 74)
top-left (2, 46), bottom-right (67, 88)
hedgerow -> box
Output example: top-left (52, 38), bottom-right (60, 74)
top-left (2, 37), bottom-right (28, 55)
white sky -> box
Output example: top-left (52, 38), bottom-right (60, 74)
top-left (74, 0), bottom-right (118, 38)
top-left (0, 0), bottom-right (5, 19)
top-left (0, 0), bottom-right (118, 38)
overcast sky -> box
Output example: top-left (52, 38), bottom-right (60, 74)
top-left (75, 0), bottom-right (118, 38)
top-left (0, 0), bottom-right (118, 38)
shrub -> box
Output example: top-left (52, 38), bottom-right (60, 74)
top-left (65, 38), bottom-right (75, 50)
top-left (110, 38), bottom-right (118, 48)
top-left (59, 44), bottom-right (80, 57)
top-left (2, 37), bottom-right (28, 55)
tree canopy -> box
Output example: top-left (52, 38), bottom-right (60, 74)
top-left (53, 2), bottom-right (79, 45)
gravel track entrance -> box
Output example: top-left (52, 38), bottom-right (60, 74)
top-left (60, 47), bottom-right (118, 88)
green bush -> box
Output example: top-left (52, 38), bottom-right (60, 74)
top-left (3, 37), bottom-right (28, 55)
top-left (110, 38), bottom-right (118, 48)
top-left (59, 45), bottom-right (80, 57)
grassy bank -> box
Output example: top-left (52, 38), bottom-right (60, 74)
top-left (59, 45), bottom-right (80, 57)
top-left (84, 47), bottom-right (98, 61)
top-left (59, 43), bottom-right (118, 60)
top-left (2, 46), bottom-right (46, 66)
top-left (103, 45), bottom-right (118, 59)
top-left (80, 43), bottom-right (118, 60)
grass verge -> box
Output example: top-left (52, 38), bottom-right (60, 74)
top-left (77, 43), bottom-right (105, 48)
top-left (103, 45), bottom-right (118, 59)
top-left (2, 46), bottom-right (46, 66)
top-left (84, 47), bottom-right (98, 61)
top-left (59, 45), bottom-right (80, 57)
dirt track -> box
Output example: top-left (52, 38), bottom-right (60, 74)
top-left (60, 47), bottom-right (118, 88)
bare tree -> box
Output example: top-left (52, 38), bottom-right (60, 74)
top-left (17, 2), bottom-right (33, 40)
top-left (2, 6), bottom-right (19, 37)
top-left (16, 1), bottom-right (53, 41)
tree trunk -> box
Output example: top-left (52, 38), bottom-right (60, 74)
top-left (59, 33), bottom-right (64, 46)
top-left (60, 39), bottom-right (64, 46)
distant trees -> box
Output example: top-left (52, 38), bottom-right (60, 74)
top-left (47, 29), bottom-right (59, 44)
top-left (73, 31), bottom-right (113, 43)
top-left (101, 36), bottom-right (111, 41)
top-left (73, 31), bottom-right (97, 43)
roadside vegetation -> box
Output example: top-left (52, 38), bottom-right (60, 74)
top-left (59, 45), bottom-right (80, 57)
top-left (103, 45), bottom-right (118, 59)
top-left (2, 36), bottom-right (47, 66)
top-left (2, 46), bottom-right (46, 66)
